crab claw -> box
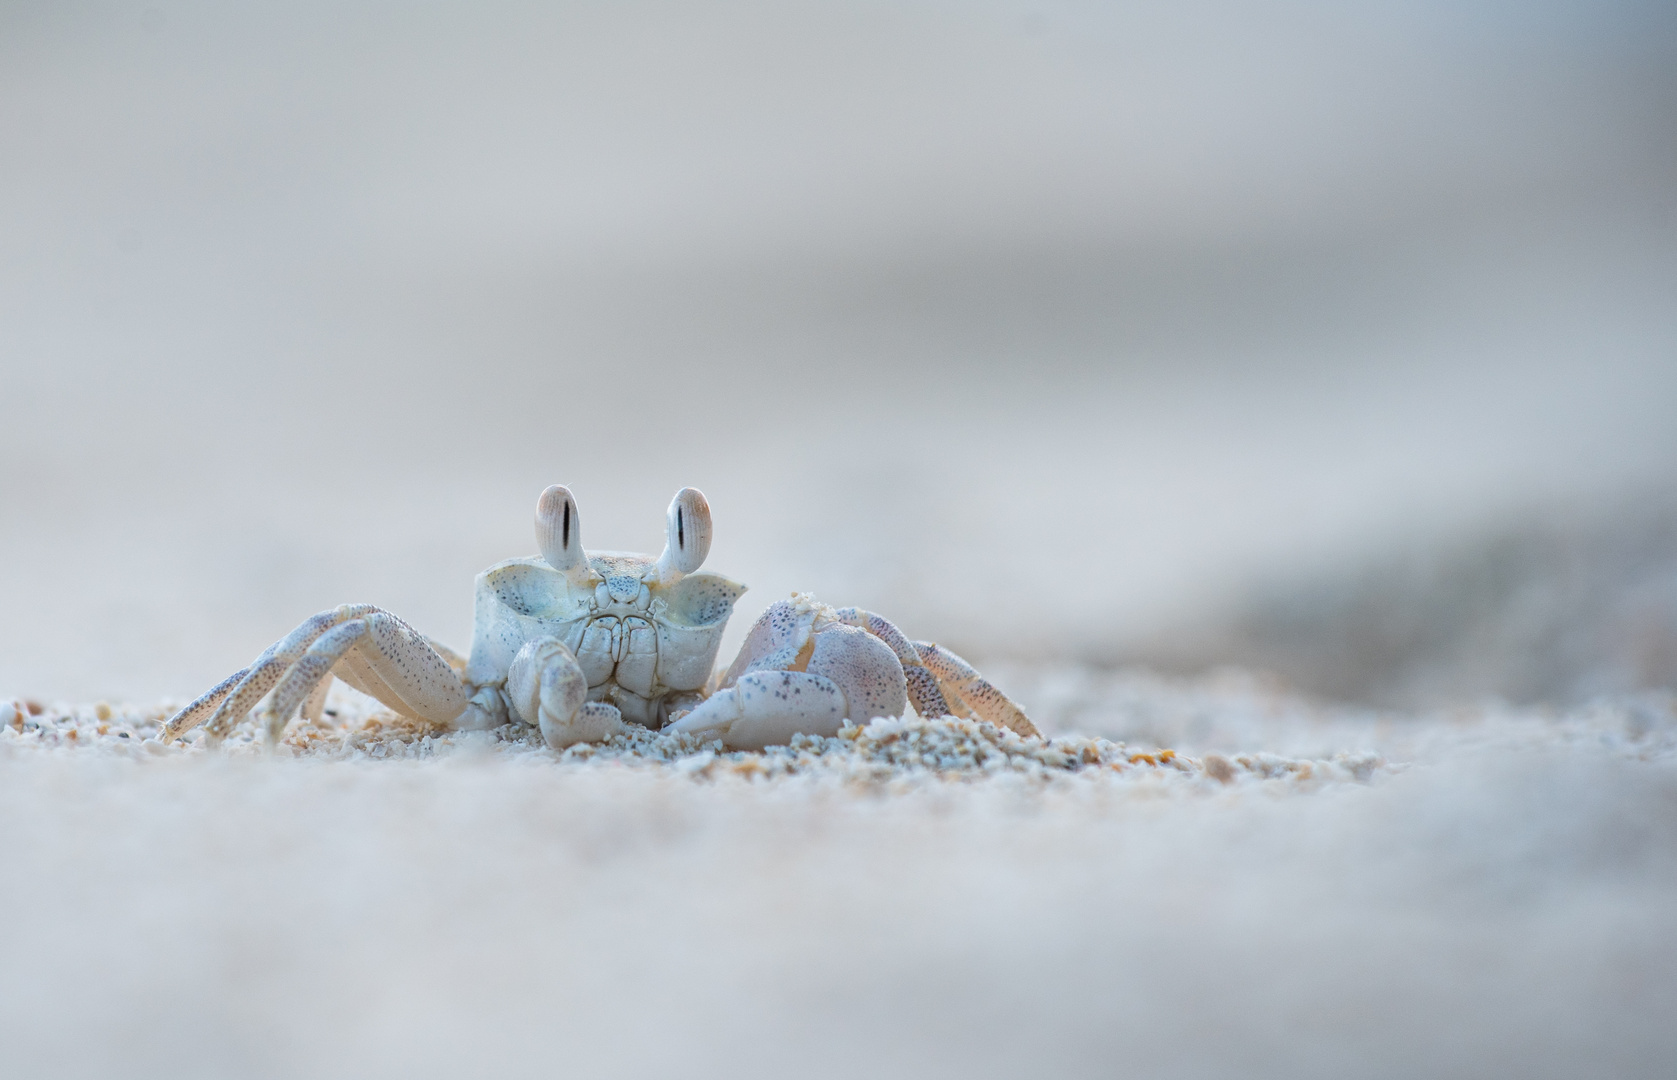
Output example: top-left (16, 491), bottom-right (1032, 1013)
top-left (506, 636), bottom-right (624, 749)
top-left (667, 618), bottom-right (908, 750)
top-left (664, 671), bottom-right (847, 750)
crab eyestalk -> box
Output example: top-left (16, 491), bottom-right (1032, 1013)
top-left (535, 485), bottom-right (590, 583)
top-left (654, 487), bottom-right (712, 585)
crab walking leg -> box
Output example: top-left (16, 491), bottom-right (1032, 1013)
top-left (159, 667), bottom-right (250, 742)
top-left (424, 635), bottom-right (468, 674)
top-left (664, 671), bottom-right (848, 751)
top-left (913, 642), bottom-right (1040, 738)
top-left (255, 620), bottom-right (369, 743)
top-left (201, 604), bottom-right (379, 741)
top-left (930, 684), bottom-right (977, 721)
top-left (165, 605), bottom-right (470, 745)
top-left (161, 604), bottom-right (379, 743)
top-left (300, 673), bottom-right (334, 724)
top-left (832, 607), bottom-right (952, 720)
top-left (904, 667), bottom-right (954, 720)
top-left (328, 612), bottom-right (471, 723)
top-left (259, 614), bottom-right (468, 744)
top-left (505, 637), bottom-right (625, 749)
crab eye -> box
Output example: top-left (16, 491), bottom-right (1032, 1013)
top-left (536, 485), bottom-right (586, 575)
top-left (658, 487), bottom-right (712, 579)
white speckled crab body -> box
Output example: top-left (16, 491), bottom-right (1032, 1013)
top-left (161, 484), bottom-right (1037, 753)
top-left (464, 551), bottom-right (744, 729)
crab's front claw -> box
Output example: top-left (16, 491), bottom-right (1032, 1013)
top-left (506, 637), bottom-right (625, 749)
top-left (664, 671), bottom-right (848, 751)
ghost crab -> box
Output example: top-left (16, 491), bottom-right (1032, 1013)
top-left (162, 485), bottom-right (1038, 751)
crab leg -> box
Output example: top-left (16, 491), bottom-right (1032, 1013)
top-left (832, 607), bottom-right (953, 720)
top-left (252, 615), bottom-right (474, 744)
top-left (912, 642), bottom-right (1039, 738)
top-left (326, 612), bottom-right (470, 724)
top-left (297, 632), bottom-right (451, 725)
top-left (834, 607), bottom-right (1036, 735)
top-left (300, 673), bottom-right (334, 724)
top-left (424, 636), bottom-right (468, 673)
top-left (163, 604), bottom-right (469, 744)
top-left (163, 604), bottom-right (378, 743)
top-left (255, 620), bottom-right (369, 742)
top-left (159, 668), bottom-right (251, 742)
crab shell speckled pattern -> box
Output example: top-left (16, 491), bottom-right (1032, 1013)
top-left (466, 553), bottom-right (746, 727)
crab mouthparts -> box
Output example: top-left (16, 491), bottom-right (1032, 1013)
top-left (604, 576), bottom-right (643, 604)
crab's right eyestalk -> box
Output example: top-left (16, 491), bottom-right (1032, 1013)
top-left (536, 485), bottom-right (590, 582)
top-left (655, 487), bottom-right (712, 585)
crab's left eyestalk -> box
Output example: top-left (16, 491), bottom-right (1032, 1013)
top-left (536, 485), bottom-right (590, 583)
top-left (655, 487), bottom-right (712, 585)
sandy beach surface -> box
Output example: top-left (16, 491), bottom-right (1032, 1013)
top-left (3, 677), bottom-right (1673, 1080)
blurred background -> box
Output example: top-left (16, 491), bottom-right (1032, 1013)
top-left (2, 0), bottom-right (1675, 707)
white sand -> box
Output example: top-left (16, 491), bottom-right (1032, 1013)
top-left (3, 679), bottom-right (1672, 1079)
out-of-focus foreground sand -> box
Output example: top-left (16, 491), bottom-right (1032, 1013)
top-left (2, 682), bottom-right (1674, 1080)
